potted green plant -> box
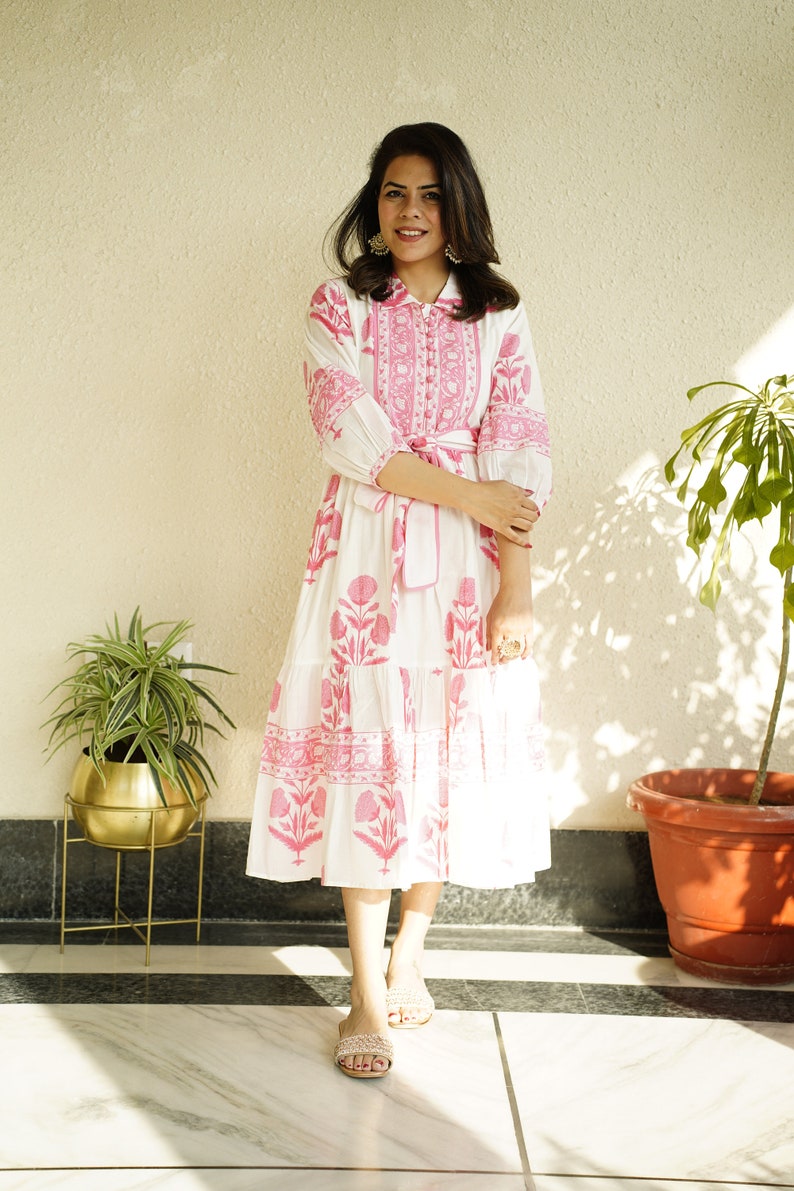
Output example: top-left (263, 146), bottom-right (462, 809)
top-left (44, 609), bottom-right (235, 848)
top-left (627, 373), bottom-right (794, 984)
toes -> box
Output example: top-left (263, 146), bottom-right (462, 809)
top-left (388, 1003), bottom-right (408, 1024)
top-left (343, 1051), bottom-right (388, 1072)
top-left (348, 1052), bottom-right (377, 1072)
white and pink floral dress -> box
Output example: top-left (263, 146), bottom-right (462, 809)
top-left (246, 274), bottom-right (552, 890)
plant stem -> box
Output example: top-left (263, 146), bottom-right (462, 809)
top-left (751, 560), bottom-right (793, 805)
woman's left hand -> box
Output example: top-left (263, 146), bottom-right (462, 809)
top-left (486, 585), bottom-right (534, 664)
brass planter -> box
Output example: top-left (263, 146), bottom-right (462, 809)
top-left (69, 752), bottom-right (205, 849)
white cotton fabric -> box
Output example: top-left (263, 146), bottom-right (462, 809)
top-left (247, 274), bottom-right (553, 890)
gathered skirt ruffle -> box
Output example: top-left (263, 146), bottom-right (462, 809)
top-left (246, 473), bottom-right (550, 891)
top-left (247, 658), bottom-right (549, 889)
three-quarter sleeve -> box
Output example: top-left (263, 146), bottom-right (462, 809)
top-left (477, 303), bottom-right (552, 510)
top-left (304, 281), bottom-right (408, 484)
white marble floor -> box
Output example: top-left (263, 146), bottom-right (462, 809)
top-left (1, 929), bottom-right (793, 1190)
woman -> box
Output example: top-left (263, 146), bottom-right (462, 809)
top-left (247, 123), bottom-right (552, 1079)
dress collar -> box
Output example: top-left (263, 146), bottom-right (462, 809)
top-left (384, 273), bottom-right (461, 312)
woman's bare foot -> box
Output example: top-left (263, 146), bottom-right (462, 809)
top-left (337, 979), bottom-right (392, 1074)
top-left (385, 955), bottom-right (433, 1027)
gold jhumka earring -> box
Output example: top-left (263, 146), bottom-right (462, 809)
top-left (368, 232), bottom-right (389, 256)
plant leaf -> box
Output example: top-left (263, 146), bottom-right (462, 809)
top-left (696, 465), bottom-right (728, 512)
top-left (686, 503), bottom-right (711, 554)
top-left (751, 489), bottom-right (773, 521)
top-left (687, 380), bottom-right (758, 403)
top-left (699, 568), bottom-right (722, 612)
top-left (770, 538), bottom-right (794, 575)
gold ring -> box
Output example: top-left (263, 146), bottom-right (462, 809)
top-left (497, 638), bottom-right (522, 660)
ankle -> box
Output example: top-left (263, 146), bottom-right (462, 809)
top-left (350, 973), bottom-right (387, 1009)
top-left (387, 948), bottom-right (424, 978)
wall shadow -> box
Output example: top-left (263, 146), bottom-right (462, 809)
top-left (533, 464), bottom-right (793, 825)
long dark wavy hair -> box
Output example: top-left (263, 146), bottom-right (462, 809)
top-left (325, 123), bottom-right (520, 322)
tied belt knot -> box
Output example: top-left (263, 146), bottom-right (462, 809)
top-left (355, 427), bottom-right (479, 591)
top-left (405, 428), bottom-right (478, 475)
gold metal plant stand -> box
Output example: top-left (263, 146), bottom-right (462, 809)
top-left (60, 794), bottom-right (207, 966)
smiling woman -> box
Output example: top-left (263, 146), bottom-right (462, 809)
top-left (247, 122), bottom-right (553, 1081)
top-left (375, 157), bottom-right (447, 299)
top-left (330, 122), bottom-right (521, 322)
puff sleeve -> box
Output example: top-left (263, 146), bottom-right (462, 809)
top-left (303, 281), bottom-right (408, 484)
top-left (477, 303), bottom-right (552, 510)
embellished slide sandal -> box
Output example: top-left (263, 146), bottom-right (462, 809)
top-left (386, 986), bottom-right (435, 1029)
top-left (333, 1025), bottom-right (394, 1079)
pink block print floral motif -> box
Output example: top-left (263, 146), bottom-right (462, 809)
top-left (268, 777), bottom-right (326, 866)
top-left (320, 665), bottom-right (351, 732)
top-left (305, 474), bottom-right (343, 584)
top-left (400, 667), bottom-right (416, 731)
top-left (269, 681), bottom-right (282, 715)
top-left (444, 577), bottom-right (485, 669)
top-left (330, 574), bottom-right (390, 666)
top-left (354, 785), bottom-right (408, 875)
top-left (373, 278), bottom-right (480, 434)
top-left (306, 365), bottom-right (361, 442)
top-left (419, 767), bottom-right (449, 879)
top-left (449, 671), bottom-right (469, 732)
top-left (389, 503), bottom-right (408, 631)
top-left (479, 331), bottom-right (551, 456)
top-left (479, 524), bottom-right (500, 569)
top-left (361, 313), bottom-right (374, 358)
top-left (308, 281), bottom-right (353, 344)
top-left (374, 306), bottom-right (418, 433)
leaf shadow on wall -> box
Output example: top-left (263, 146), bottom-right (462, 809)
top-left (532, 465), bottom-right (793, 822)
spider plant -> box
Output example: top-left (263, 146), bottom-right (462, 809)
top-left (44, 609), bottom-right (235, 806)
top-left (665, 372), bottom-right (794, 805)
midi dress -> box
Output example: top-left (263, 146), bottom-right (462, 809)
top-left (246, 273), bottom-right (553, 890)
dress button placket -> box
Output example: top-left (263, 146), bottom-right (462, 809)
top-left (415, 305), bottom-right (428, 429)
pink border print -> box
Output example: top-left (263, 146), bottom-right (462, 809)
top-left (479, 331), bottom-right (551, 456)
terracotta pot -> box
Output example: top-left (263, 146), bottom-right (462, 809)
top-left (70, 752), bottom-right (204, 849)
top-left (627, 768), bottom-right (794, 985)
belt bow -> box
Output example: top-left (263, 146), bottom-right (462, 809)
top-left (356, 426), bottom-right (479, 591)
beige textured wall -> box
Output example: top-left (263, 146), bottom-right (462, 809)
top-left (3, 0), bottom-right (793, 827)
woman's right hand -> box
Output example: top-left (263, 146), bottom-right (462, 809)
top-left (464, 480), bottom-right (539, 546)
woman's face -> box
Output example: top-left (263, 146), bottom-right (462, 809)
top-left (376, 155), bottom-right (447, 271)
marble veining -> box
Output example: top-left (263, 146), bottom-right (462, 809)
top-left (500, 1012), bottom-right (794, 1182)
top-left (0, 1005), bottom-right (520, 1173)
top-left (0, 1174), bottom-right (528, 1190)
top-left (2, 929), bottom-right (791, 1190)
top-left (531, 1181), bottom-right (769, 1190)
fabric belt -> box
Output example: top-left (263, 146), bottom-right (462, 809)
top-left (355, 427), bottom-right (479, 591)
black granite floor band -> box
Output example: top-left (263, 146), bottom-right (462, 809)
top-left (0, 818), bottom-right (666, 929)
top-left (3, 972), bottom-right (794, 1021)
top-left (0, 920), bottom-right (672, 955)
